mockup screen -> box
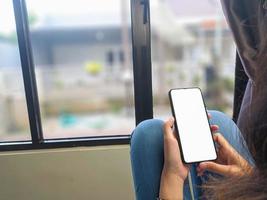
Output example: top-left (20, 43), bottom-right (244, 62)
top-left (170, 88), bottom-right (217, 163)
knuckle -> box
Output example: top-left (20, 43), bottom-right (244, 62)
top-left (163, 122), bottom-right (169, 130)
top-left (164, 135), bottom-right (175, 142)
top-left (228, 167), bottom-right (235, 176)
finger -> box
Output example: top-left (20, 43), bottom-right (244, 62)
top-left (163, 117), bottom-right (175, 138)
top-left (196, 165), bottom-right (205, 176)
top-left (198, 161), bottom-right (231, 176)
top-left (208, 113), bottom-right (211, 119)
top-left (210, 125), bottom-right (219, 133)
top-left (197, 170), bottom-right (204, 176)
top-left (213, 133), bottom-right (231, 149)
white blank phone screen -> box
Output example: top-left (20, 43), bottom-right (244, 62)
top-left (170, 88), bottom-right (217, 163)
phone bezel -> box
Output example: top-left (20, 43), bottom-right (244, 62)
top-left (168, 87), bottom-right (218, 164)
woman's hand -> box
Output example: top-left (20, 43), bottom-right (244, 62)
top-left (197, 133), bottom-right (253, 177)
top-left (159, 118), bottom-right (219, 199)
top-left (159, 117), bottom-right (188, 199)
top-left (161, 117), bottom-right (189, 180)
top-left (161, 116), bottom-right (219, 180)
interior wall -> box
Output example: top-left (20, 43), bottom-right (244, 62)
top-left (0, 145), bottom-right (134, 200)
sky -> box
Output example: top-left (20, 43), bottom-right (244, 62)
top-left (167, 0), bottom-right (222, 18)
top-left (0, 0), bottom-right (16, 34)
top-left (0, 0), bottom-right (125, 34)
top-left (26, 0), bottom-right (122, 15)
top-left (0, 0), bottom-right (223, 34)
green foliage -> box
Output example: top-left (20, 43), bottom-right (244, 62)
top-left (108, 99), bottom-right (123, 113)
top-left (222, 77), bottom-right (234, 92)
top-left (178, 71), bottom-right (185, 82)
top-left (54, 80), bottom-right (64, 89)
top-left (165, 65), bottom-right (175, 72)
top-left (193, 75), bottom-right (201, 85)
top-left (204, 75), bottom-right (234, 113)
top-left (0, 32), bottom-right (17, 44)
top-left (28, 12), bottom-right (38, 26)
top-left (0, 12), bottom-right (37, 44)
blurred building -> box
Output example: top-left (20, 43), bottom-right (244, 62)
top-left (0, 0), bottom-right (236, 135)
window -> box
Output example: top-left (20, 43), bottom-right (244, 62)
top-left (0, 0), bottom-right (237, 150)
top-left (150, 0), bottom-right (236, 120)
top-left (0, 0), bottom-right (143, 150)
top-left (0, 0), bottom-right (31, 142)
top-left (26, 0), bottom-right (135, 139)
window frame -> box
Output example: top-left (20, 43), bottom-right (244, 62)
top-left (0, 0), bottom-right (153, 151)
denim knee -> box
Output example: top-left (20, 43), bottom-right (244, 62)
top-left (208, 110), bottom-right (230, 122)
top-left (130, 119), bottom-right (164, 152)
top-left (130, 119), bottom-right (165, 199)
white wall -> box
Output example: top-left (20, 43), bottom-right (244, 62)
top-left (0, 145), bottom-right (134, 200)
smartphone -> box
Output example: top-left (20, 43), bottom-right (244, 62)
top-left (169, 87), bottom-right (217, 164)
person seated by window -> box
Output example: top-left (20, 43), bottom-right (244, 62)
top-left (130, 80), bottom-right (267, 199)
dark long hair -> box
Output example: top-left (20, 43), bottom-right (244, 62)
top-left (202, 84), bottom-right (267, 199)
top-left (202, 1), bottom-right (267, 198)
top-left (203, 63), bottom-right (267, 200)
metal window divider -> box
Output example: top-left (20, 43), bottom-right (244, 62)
top-left (131, 0), bottom-right (153, 125)
top-left (13, 0), bottom-right (44, 144)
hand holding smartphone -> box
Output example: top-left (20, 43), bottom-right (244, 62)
top-left (169, 88), bottom-right (217, 164)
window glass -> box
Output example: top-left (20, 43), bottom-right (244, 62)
top-left (0, 1), bottom-right (31, 141)
top-left (26, 0), bottom-right (135, 138)
top-left (150, 0), bottom-right (235, 119)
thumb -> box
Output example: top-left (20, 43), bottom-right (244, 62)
top-left (198, 161), bottom-right (231, 176)
top-left (163, 117), bottom-right (175, 138)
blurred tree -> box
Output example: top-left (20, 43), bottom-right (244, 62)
top-left (193, 74), bottom-right (201, 86)
top-left (222, 77), bottom-right (234, 92)
top-left (0, 12), bottom-right (38, 44)
top-left (28, 12), bottom-right (38, 27)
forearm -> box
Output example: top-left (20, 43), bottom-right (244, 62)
top-left (159, 168), bottom-right (184, 200)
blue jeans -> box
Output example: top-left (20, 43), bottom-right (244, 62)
top-left (130, 110), bottom-right (254, 200)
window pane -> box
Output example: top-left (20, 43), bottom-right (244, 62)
top-left (0, 1), bottom-right (31, 142)
top-left (150, 0), bottom-right (235, 119)
top-left (27, 0), bottom-right (135, 138)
